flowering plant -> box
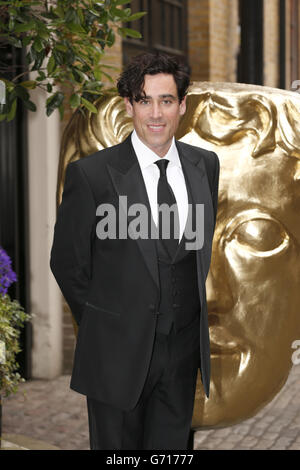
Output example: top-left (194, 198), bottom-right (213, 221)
top-left (0, 246), bottom-right (31, 397)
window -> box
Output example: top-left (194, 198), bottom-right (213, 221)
top-left (123, 0), bottom-right (188, 66)
top-left (237, 0), bottom-right (263, 85)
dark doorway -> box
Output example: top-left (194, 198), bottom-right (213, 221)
top-left (237, 0), bottom-right (264, 85)
top-left (0, 44), bottom-right (31, 379)
top-left (123, 0), bottom-right (188, 66)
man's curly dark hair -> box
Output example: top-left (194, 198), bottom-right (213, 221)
top-left (117, 52), bottom-right (190, 104)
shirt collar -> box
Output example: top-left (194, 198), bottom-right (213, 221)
top-left (131, 129), bottom-right (181, 170)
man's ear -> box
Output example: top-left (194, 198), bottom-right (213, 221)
top-left (124, 97), bottom-right (133, 117)
top-left (179, 95), bottom-right (187, 116)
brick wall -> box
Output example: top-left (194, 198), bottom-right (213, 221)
top-left (188, 0), bottom-right (210, 81)
top-left (188, 0), bottom-right (239, 83)
top-left (211, 0), bottom-right (239, 82)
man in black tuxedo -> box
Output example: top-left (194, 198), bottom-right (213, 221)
top-left (50, 52), bottom-right (220, 450)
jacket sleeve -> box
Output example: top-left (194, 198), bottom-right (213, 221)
top-left (50, 161), bottom-right (96, 326)
top-left (211, 151), bottom-right (220, 230)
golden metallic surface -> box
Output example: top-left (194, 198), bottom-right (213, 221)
top-left (57, 82), bottom-right (300, 428)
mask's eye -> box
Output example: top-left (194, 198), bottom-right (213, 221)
top-left (223, 211), bottom-right (290, 257)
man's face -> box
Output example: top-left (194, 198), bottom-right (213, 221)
top-left (124, 73), bottom-right (186, 157)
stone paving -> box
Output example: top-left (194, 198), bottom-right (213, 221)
top-left (1, 365), bottom-right (300, 450)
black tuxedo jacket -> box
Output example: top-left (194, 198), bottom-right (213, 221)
top-left (50, 134), bottom-right (220, 411)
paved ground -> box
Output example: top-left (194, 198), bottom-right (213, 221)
top-left (2, 365), bottom-right (300, 450)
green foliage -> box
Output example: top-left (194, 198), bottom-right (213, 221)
top-left (0, 294), bottom-right (31, 397)
top-left (0, 0), bottom-right (146, 121)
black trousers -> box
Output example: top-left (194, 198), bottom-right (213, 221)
top-left (86, 316), bottom-right (200, 450)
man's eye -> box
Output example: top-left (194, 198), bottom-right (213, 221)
top-left (162, 100), bottom-right (172, 104)
top-left (140, 100), bottom-right (150, 105)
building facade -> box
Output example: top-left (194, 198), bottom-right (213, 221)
top-left (0, 0), bottom-right (299, 379)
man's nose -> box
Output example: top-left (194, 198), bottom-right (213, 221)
top-left (150, 102), bottom-right (162, 119)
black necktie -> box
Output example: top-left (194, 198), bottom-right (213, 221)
top-left (155, 159), bottom-right (179, 259)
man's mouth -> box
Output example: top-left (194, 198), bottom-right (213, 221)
top-left (147, 124), bottom-right (165, 132)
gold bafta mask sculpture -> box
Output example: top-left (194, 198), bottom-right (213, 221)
top-left (57, 82), bottom-right (300, 428)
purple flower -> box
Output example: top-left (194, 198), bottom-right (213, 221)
top-left (0, 246), bottom-right (17, 296)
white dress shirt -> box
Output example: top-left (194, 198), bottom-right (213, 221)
top-left (131, 130), bottom-right (189, 240)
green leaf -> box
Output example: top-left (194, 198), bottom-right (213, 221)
top-left (37, 70), bottom-right (46, 81)
top-left (81, 97), bottom-right (97, 113)
top-left (66, 22), bottom-right (86, 34)
top-left (55, 4), bottom-right (64, 18)
top-left (106, 28), bottom-right (115, 47)
top-left (23, 100), bottom-right (37, 112)
top-left (115, 0), bottom-right (132, 5)
top-left (46, 92), bottom-right (64, 116)
top-left (47, 54), bottom-right (56, 74)
top-left (84, 80), bottom-right (103, 91)
top-left (30, 46), bottom-right (46, 70)
top-left (22, 36), bottom-right (31, 47)
top-left (65, 47), bottom-right (75, 65)
top-left (7, 98), bottom-right (17, 122)
top-left (77, 9), bottom-right (84, 24)
top-left (65, 9), bottom-right (77, 23)
top-left (118, 27), bottom-right (142, 39)
top-left (98, 10), bottom-right (108, 23)
top-left (40, 10), bottom-right (58, 20)
top-left (20, 81), bottom-right (36, 90)
top-left (33, 37), bottom-right (44, 53)
top-left (55, 44), bottom-right (68, 52)
top-left (31, 52), bottom-right (45, 71)
top-left (110, 6), bottom-right (127, 18)
top-left (84, 9), bottom-right (98, 26)
top-left (15, 85), bottom-right (29, 101)
top-left (71, 67), bottom-right (85, 82)
top-left (14, 21), bottom-right (35, 33)
top-left (8, 17), bottom-right (15, 31)
top-left (37, 28), bottom-right (50, 41)
top-left (5, 36), bottom-right (22, 48)
top-left (53, 49), bottom-right (65, 65)
top-left (69, 93), bottom-right (81, 108)
top-left (94, 67), bottom-right (102, 81)
top-left (125, 11), bottom-right (147, 22)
